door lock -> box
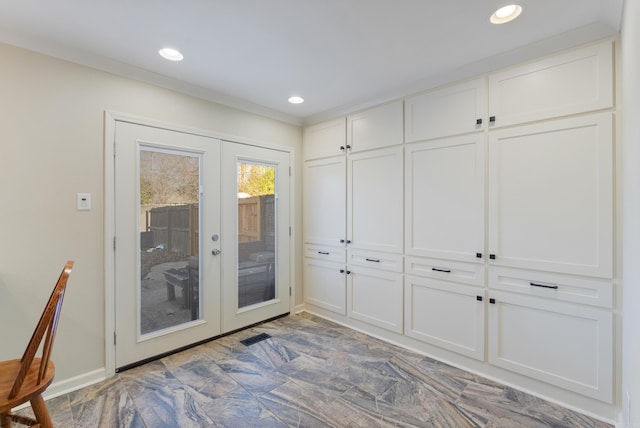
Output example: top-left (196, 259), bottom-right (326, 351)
top-left (211, 234), bottom-right (219, 241)
top-left (211, 249), bottom-right (221, 256)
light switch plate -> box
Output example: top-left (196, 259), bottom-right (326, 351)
top-left (77, 193), bottom-right (91, 211)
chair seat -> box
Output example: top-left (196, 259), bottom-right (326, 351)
top-left (0, 358), bottom-right (55, 414)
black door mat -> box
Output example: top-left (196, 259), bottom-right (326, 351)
top-left (240, 333), bottom-right (271, 346)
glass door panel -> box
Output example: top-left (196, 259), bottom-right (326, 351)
top-left (139, 148), bottom-right (201, 335)
top-left (237, 162), bottom-right (276, 309)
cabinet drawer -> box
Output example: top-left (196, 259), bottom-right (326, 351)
top-left (488, 291), bottom-right (613, 402)
top-left (303, 118), bottom-right (346, 160)
top-left (405, 256), bottom-right (484, 286)
top-left (489, 267), bottom-right (612, 309)
top-left (348, 249), bottom-right (403, 273)
top-left (304, 244), bottom-right (346, 263)
top-left (488, 41), bottom-right (613, 127)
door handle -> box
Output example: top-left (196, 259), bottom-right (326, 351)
top-left (211, 249), bottom-right (221, 256)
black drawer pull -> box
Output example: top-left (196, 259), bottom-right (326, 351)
top-left (432, 268), bottom-right (451, 273)
top-left (340, 269), bottom-right (345, 274)
top-left (476, 118), bottom-right (482, 125)
top-left (365, 258), bottom-right (380, 263)
top-left (489, 298), bottom-right (496, 304)
top-left (339, 146), bottom-right (345, 151)
top-left (530, 282), bottom-right (559, 290)
top-left (489, 116), bottom-right (496, 123)
top-left (318, 251), bottom-right (330, 255)
top-left (476, 295), bottom-right (483, 301)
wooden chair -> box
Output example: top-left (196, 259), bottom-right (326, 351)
top-left (0, 261), bottom-right (74, 428)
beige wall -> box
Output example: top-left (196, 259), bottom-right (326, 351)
top-left (0, 42), bottom-right (303, 384)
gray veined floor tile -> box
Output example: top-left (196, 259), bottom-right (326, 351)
top-left (30, 313), bottom-right (612, 428)
top-left (199, 388), bottom-right (286, 428)
top-left (71, 384), bottom-right (144, 428)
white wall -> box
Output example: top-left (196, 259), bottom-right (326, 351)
top-left (622, 0), bottom-right (640, 426)
top-left (0, 42), bottom-right (302, 386)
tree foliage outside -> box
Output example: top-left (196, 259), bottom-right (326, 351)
top-left (238, 163), bottom-right (275, 196)
top-left (140, 150), bottom-right (199, 206)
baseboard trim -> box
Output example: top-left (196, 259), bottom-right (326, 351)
top-left (45, 368), bottom-right (106, 401)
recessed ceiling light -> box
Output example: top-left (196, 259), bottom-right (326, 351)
top-left (490, 4), bottom-right (523, 24)
top-left (288, 96), bottom-right (304, 104)
top-left (159, 48), bottom-right (184, 61)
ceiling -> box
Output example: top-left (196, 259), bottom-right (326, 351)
top-left (0, 1), bottom-right (623, 125)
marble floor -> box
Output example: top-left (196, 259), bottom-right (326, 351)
top-left (19, 313), bottom-right (612, 427)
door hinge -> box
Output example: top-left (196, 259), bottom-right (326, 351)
top-left (113, 331), bottom-right (116, 345)
top-left (289, 166), bottom-right (291, 176)
top-left (289, 287), bottom-right (292, 296)
top-left (113, 236), bottom-right (116, 251)
top-left (289, 226), bottom-right (291, 236)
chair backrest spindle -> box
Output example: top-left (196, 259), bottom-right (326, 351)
top-left (8, 261), bottom-right (73, 400)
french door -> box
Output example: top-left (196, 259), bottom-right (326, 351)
top-left (113, 121), bottom-right (290, 369)
top-left (221, 142), bottom-right (290, 332)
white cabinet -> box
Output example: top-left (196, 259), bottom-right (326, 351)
top-left (303, 118), bottom-right (346, 160)
top-left (405, 134), bottom-right (484, 263)
top-left (348, 266), bottom-right (403, 334)
top-left (303, 156), bottom-right (346, 247)
top-left (488, 113), bottom-right (613, 278)
top-left (348, 146), bottom-right (404, 254)
top-left (405, 275), bottom-right (484, 360)
top-left (488, 290), bottom-right (613, 402)
top-left (347, 101), bottom-right (403, 152)
top-left (405, 78), bottom-right (486, 143)
top-left (303, 258), bottom-right (346, 315)
top-left (488, 42), bottom-right (613, 128)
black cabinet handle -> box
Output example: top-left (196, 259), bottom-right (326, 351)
top-left (346, 270), bottom-right (351, 275)
top-left (365, 258), bottom-right (380, 263)
top-left (318, 251), bottom-right (330, 255)
top-left (347, 240), bottom-right (351, 244)
top-left (346, 145), bottom-right (352, 150)
top-left (530, 282), bottom-right (559, 290)
top-left (432, 268), bottom-right (451, 273)
top-left (477, 295), bottom-right (483, 301)
top-left (340, 239), bottom-right (345, 243)
top-left (476, 118), bottom-right (482, 125)
top-left (489, 254), bottom-right (496, 260)
top-left (489, 298), bottom-right (496, 304)
top-left (339, 146), bottom-right (345, 151)
top-left (476, 252), bottom-right (483, 258)
top-left (340, 269), bottom-right (345, 273)
top-left (489, 116), bottom-right (496, 123)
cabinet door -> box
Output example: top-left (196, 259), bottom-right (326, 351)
top-left (405, 135), bottom-right (484, 262)
top-left (347, 146), bottom-right (404, 253)
top-left (303, 156), bottom-right (346, 247)
top-left (347, 101), bottom-right (403, 152)
top-left (303, 118), bottom-right (346, 160)
top-left (405, 275), bottom-right (484, 360)
top-left (405, 78), bottom-right (486, 143)
top-left (488, 291), bottom-right (613, 402)
top-left (348, 267), bottom-right (403, 333)
top-left (303, 258), bottom-right (346, 315)
top-left (488, 41), bottom-right (613, 128)
top-left (488, 113), bottom-right (613, 278)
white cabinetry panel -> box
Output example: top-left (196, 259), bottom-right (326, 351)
top-left (303, 156), bottom-right (346, 247)
top-left (348, 146), bottom-right (404, 254)
top-left (348, 249), bottom-right (403, 273)
top-left (405, 135), bottom-right (484, 262)
top-left (303, 258), bottom-right (346, 315)
top-left (304, 244), bottom-right (346, 264)
top-left (488, 291), bottom-right (613, 402)
top-left (488, 42), bottom-right (613, 127)
top-left (405, 256), bottom-right (484, 287)
top-left (348, 267), bottom-right (403, 333)
top-left (405, 78), bottom-right (486, 143)
top-left (488, 113), bottom-right (613, 278)
top-left (348, 101), bottom-right (403, 152)
top-left (405, 275), bottom-right (485, 360)
top-left (489, 267), bottom-right (612, 308)
top-left (303, 118), bottom-right (346, 160)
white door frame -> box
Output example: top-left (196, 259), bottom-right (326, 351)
top-left (104, 111), bottom-right (296, 376)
